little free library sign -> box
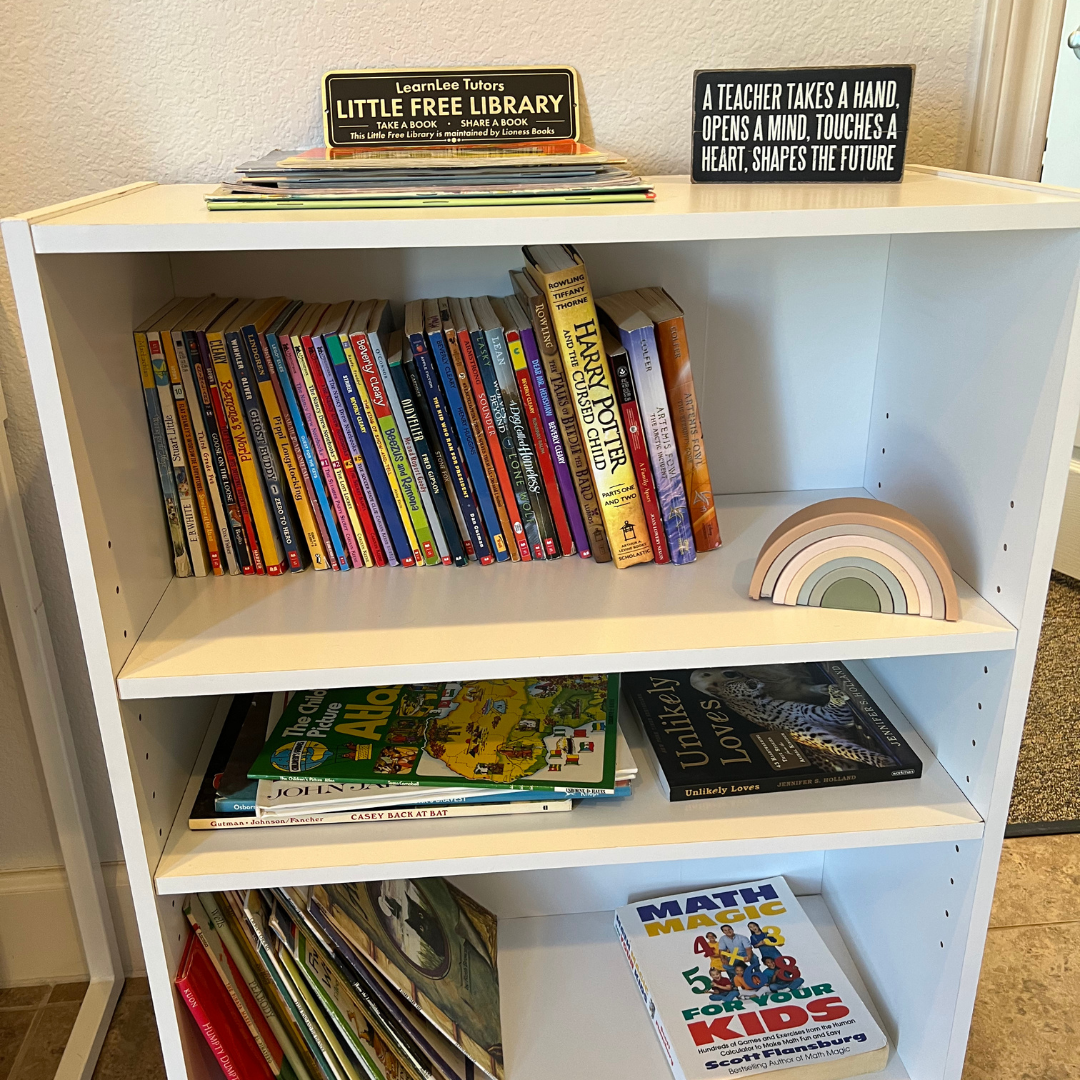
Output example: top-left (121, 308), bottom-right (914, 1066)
top-left (692, 65), bottom-right (913, 183)
top-left (323, 66), bottom-right (580, 147)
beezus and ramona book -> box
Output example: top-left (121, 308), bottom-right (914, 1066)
top-left (614, 877), bottom-right (888, 1080)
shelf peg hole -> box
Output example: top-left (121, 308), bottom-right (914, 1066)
top-left (145, 753), bottom-right (148, 760)
top-left (966, 776), bottom-right (970, 783)
top-left (115, 585), bottom-right (119, 594)
top-left (940, 941), bottom-right (944, 948)
top-left (152, 791), bottom-right (156, 799)
top-left (158, 829), bottom-right (162, 837)
top-left (945, 910), bottom-right (949, 917)
top-left (886, 412), bottom-right (889, 419)
top-left (984, 666), bottom-right (988, 674)
top-left (972, 740), bottom-right (976, 747)
top-left (978, 702), bottom-right (982, 710)
top-left (878, 482), bottom-right (881, 488)
top-left (1003, 543), bottom-right (1007, 552)
top-left (956, 845), bottom-right (960, 852)
top-left (108, 540), bottom-right (111, 549)
top-left (996, 586), bottom-right (1001, 593)
top-left (950, 878), bottom-right (954, 885)
top-left (123, 630), bottom-right (127, 638)
top-left (1010, 501), bottom-right (1015, 508)
top-left (882, 447), bottom-right (885, 454)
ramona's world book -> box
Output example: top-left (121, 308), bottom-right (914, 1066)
top-left (623, 662), bottom-right (921, 802)
top-left (614, 876), bottom-right (888, 1080)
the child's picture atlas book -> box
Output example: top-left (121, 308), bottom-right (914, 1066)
top-left (248, 675), bottom-right (619, 792)
top-left (615, 876), bottom-right (888, 1080)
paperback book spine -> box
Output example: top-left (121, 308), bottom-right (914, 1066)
top-left (323, 333), bottom-right (413, 566)
top-left (234, 327), bottom-right (304, 571)
top-left (518, 281), bottom-right (612, 562)
top-left (212, 331), bottom-right (286, 574)
top-left (487, 326), bottom-right (556, 557)
top-left (425, 316), bottom-right (508, 561)
top-left (653, 310), bottom-right (721, 550)
top-left (275, 333), bottom-right (350, 570)
top-left (175, 330), bottom-right (238, 574)
top-left (518, 322), bottom-right (591, 558)
top-left (250, 330), bottom-right (329, 570)
top-left (134, 329), bottom-right (192, 576)
top-left (342, 333), bottom-right (429, 565)
top-left (193, 332), bottom-right (255, 574)
top-left (289, 333), bottom-right (368, 569)
top-left (613, 357), bottom-right (670, 563)
top-left (149, 330), bottom-right (208, 575)
top-left (457, 324), bottom-right (530, 560)
top-left (367, 331), bottom-right (448, 564)
top-left (619, 325), bottom-right (695, 564)
top-left (508, 326), bottom-right (576, 557)
top-left (441, 306), bottom-right (517, 560)
top-left (202, 332), bottom-right (265, 574)
top-left (451, 315), bottom-right (527, 561)
top-left (405, 331), bottom-right (492, 563)
top-left (524, 250), bottom-right (652, 568)
top-left (389, 352), bottom-right (468, 567)
top-left (308, 335), bottom-right (391, 566)
top-left (163, 331), bottom-right (222, 573)
top-left (472, 327), bottom-right (542, 560)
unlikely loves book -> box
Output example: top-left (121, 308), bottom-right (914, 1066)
top-left (248, 675), bottom-right (619, 792)
top-left (614, 877), bottom-right (888, 1080)
top-left (624, 662), bottom-right (921, 802)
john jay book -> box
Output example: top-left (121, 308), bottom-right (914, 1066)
top-left (614, 876), bottom-right (888, 1080)
top-left (624, 662), bottom-right (921, 802)
top-left (248, 675), bottom-right (619, 792)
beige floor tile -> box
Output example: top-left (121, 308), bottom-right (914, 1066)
top-left (990, 835), bottom-right (1080, 927)
top-left (46, 983), bottom-right (88, 1005)
top-left (9, 1003), bottom-right (80, 1080)
top-left (963, 922), bottom-right (1080, 1079)
top-left (91, 985), bottom-right (165, 1080)
top-left (0, 1012), bottom-right (35, 1080)
top-left (0, 990), bottom-right (47, 1012)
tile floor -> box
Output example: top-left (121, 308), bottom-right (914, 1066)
top-left (0, 977), bottom-right (164, 1080)
top-left (0, 838), bottom-right (1075, 1079)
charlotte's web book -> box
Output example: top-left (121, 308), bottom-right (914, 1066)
top-left (247, 675), bottom-right (618, 792)
top-left (615, 877), bottom-right (888, 1080)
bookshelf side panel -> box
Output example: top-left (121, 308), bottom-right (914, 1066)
top-left (37, 251), bottom-right (177, 676)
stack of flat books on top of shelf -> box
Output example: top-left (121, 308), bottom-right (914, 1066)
top-left (206, 141), bottom-right (655, 210)
top-left (189, 673), bottom-right (635, 830)
top-left (134, 245), bottom-right (721, 580)
top-left (178, 877), bottom-right (504, 1080)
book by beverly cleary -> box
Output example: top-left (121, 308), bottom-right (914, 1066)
top-left (623, 662), bottom-right (921, 802)
top-left (614, 877), bottom-right (888, 1080)
top-left (248, 675), bottom-right (619, 792)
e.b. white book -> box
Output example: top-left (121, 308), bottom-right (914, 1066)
top-left (614, 877), bottom-right (887, 1080)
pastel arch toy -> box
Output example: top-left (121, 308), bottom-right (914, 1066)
top-left (749, 497), bottom-right (959, 621)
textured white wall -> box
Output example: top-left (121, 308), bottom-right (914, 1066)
top-left (0, 0), bottom-right (986, 868)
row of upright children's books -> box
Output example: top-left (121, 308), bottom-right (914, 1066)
top-left (134, 244), bottom-right (721, 577)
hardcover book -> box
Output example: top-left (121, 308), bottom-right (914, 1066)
top-left (522, 244), bottom-right (652, 568)
top-left (624, 662), bottom-right (922, 802)
top-left (614, 877), bottom-right (888, 1080)
top-left (248, 675), bottom-right (619, 792)
top-left (311, 878), bottom-right (504, 1080)
top-left (598, 290), bottom-right (695, 563)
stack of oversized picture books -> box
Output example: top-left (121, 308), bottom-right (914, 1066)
top-left (134, 245), bottom-right (720, 579)
top-left (177, 877), bottom-right (506, 1080)
top-left (206, 141), bottom-right (654, 210)
top-left (189, 673), bottom-right (635, 830)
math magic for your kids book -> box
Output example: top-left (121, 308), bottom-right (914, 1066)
top-left (615, 877), bottom-right (887, 1080)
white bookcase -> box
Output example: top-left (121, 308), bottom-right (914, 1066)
top-left (5, 166), bottom-right (1080, 1080)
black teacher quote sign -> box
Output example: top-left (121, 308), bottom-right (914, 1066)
top-left (692, 66), bottom-right (913, 183)
top-left (323, 67), bottom-right (580, 147)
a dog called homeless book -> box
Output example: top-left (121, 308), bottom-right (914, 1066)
top-left (615, 876), bottom-right (888, 1080)
top-left (623, 662), bottom-right (921, 802)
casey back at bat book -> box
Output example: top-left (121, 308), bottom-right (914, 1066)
top-left (624, 662), bottom-right (920, 802)
top-left (615, 876), bottom-right (888, 1080)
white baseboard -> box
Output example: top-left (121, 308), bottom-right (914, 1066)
top-left (0, 862), bottom-right (143, 986)
top-left (1054, 455), bottom-right (1080, 579)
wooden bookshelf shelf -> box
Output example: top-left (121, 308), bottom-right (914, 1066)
top-left (7, 166), bottom-right (1080, 1080)
top-left (117, 488), bottom-right (1015, 700)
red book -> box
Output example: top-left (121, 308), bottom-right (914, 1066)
top-left (452, 305), bottom-right (531, 561)
top-left (175, 930), bottom-right (274, 1080)
top-left (611, 348), bottom-right (670, 564)
top-left (507, 329), bottom-right (574, 557)
top-left (301, 332), bottom-right (387, 568)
